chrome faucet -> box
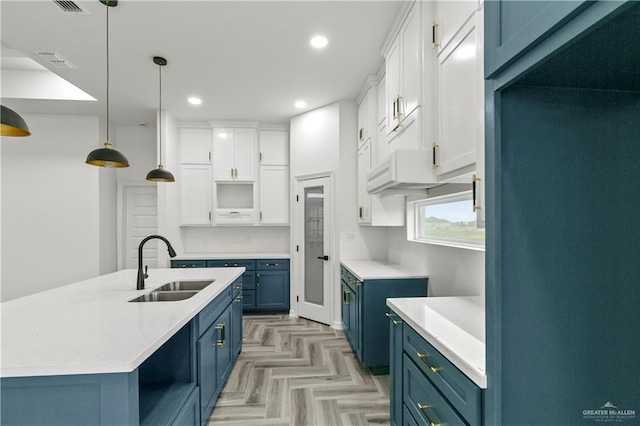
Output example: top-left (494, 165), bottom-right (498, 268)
top-left (137, 235), bottom-right (177, 290)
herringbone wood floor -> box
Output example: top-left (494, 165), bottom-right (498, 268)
top-left (207, 315), bottom-right (391, 426)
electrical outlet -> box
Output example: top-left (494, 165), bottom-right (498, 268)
top-left (347, 232), bottom-right (355, 240)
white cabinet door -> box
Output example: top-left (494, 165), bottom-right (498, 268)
top-left (180, 165), bottom-right (212, 225)
top-left (385, 36), bottom-right (401, 135)
top-left (385, 2), bottom-right (421, 144)
top-left (400, 3), bottom-right (421, 120)
top-left (213, 128), bottom-right (235, 181)
top-left (434, 0), bottom-right (477, 55)
top-left (259, 166), bottom-right (289, 225)
top-left (357, 141), bottom-right (372, 224)
top-left (180, 128), bottom-right (212, 164)
top-left (234, 128), bottom-right (256, 181)
top-left (213, 127), bottom-right (256, 181)
top-left (436, 9), bottom-right (483, 179)
top-left (357, 90), bottom-right (372, 150)
top-left (259, 130), bottom-right (289, 166)
top-left (376, 73), bottom-right (388, 166)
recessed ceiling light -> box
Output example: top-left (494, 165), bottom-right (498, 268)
top-left (310, 35), bottom-right (328, 49)
top-left (188, 97), bottom-right (202, 105)
top-left (295, 100), bottom-right (307, 108)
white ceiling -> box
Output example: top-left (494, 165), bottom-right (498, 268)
top-left (1, 0), bottom-right (407, 127)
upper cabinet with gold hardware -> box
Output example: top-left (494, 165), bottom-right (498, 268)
top-left (432, 0), bottom-right (478, 56)
top-left (357, 85), bottom-right (374, 151)
top-left (212, 127), bottom-right (257, 182)
top-left (384, 1), bottom-right (422, 147)
top-left (433, 7), bottom-right (484, 180)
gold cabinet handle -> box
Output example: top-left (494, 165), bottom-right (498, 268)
top-left (256, 273), bottom-right (260, 287)
top-left (472, 174), bottom-right (481, 212)
top-left (416, 352), bottom-right (442, 373)
top-left (432, 22), bottom-right (439, 49)
top-left (234, 296), bottom-right (244, 303)
top-left (432, 143), bottom-right (439, 169)
top-left (215, 322), bottom-right (226, 347)
top-left (417, 404), bottom-right (441, 426)
top-left (343, 289), bottom-right (350, 305)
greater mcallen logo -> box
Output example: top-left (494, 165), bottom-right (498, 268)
top-left (583, 402), bottom-right (636, 422)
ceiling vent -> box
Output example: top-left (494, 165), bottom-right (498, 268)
top-left (36, 51), bottom-right (77, 69)
top-left (52, 1), bottom-right (89, 15)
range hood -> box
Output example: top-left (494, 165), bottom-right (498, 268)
top-left (366, 150), bottom-right (438, 195)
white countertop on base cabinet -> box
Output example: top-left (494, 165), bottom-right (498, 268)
top-left (340, 260), bottom-right (428, 281)
top-left (387, 296), bottom-right (487, 388)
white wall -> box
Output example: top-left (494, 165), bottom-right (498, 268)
top-left (1, 114), bottom-right (101, 301)
top-left (290, 101), bottom-right (387, 328)
top-left (115, 125), bottom-right (157, 183)
top-left (99, 168), bottom-right (117, 275)
top-left (387, 227), bottom-right (484, 297)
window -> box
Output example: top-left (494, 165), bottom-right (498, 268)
top-left (407, 191), bottom-right (485, 249)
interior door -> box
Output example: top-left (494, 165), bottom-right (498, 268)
top-left (122, 185), bottom-right (157, 270)
top-left (296, 176), bottom-right (332, 325)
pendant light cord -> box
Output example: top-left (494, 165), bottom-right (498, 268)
top-left (105, 0), bottom-right (110, 143)
top-left (158, 62), bottom-right (162, 165)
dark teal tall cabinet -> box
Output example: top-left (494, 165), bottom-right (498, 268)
top-left (485, 2), bottom-right (640, 424)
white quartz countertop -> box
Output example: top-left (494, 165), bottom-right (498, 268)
top-left (387, 296), bottom-right (486, 388)
top-left (0, 267), bottom-right (243, 378)
top-left (340, 260), bottom-right (428, 281)
top-left (174, 253), bottom-right (290, 260)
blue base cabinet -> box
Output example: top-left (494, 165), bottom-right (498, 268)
top-left (389, 315), bottom-right (483, 426)
top-left (173, 258), bottom-right (290, 313)
top-left (0, 278), bottom-right (243, 426)
top-left (340, 264), bottom-right (427, 372)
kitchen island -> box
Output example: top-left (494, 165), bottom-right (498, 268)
top-left (1, 267), bottom-right (245, 425)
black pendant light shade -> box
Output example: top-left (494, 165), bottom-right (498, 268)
top-left (146, 164), bottom-right (175, 182)
top-left (87, 0), bottom-right (129, 168)
top-left (86, 142), bottom-right (129, 167)
top-left (1, 105), bottom-right (31, 137)
top-left (147, 56), bottom-right (174, 182)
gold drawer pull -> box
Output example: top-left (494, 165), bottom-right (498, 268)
top-left (417, 404), bottom-right (441, 426)
top-left (416, 352), bottom-right (442, 373)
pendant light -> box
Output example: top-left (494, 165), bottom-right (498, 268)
top-left (1, 105), bottom-right (31, 137)
top-left (86, 0), bottom-right (129, 168)
top-left (146, 56), bottom-right (175, 182)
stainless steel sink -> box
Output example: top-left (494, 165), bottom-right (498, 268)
top-left (129, 291), bottom-right (199, 302)
top-left (153, 280), bottom-right (214, 292)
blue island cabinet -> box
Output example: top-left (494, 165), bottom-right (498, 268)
top-left (340, 264), bottom-right (427, 373)
top-left (0, 277), bottom-right (243, 426)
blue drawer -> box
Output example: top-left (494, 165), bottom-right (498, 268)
top-left (403, 404), bottom-right (419, 426)
top-left (196, 285), bottom-right (232, 337)
top-left (403, 324), bottom-right (481, 425)
top-left (403, 354), bottom-right (466, 426)
top-left (340, 265), bottom-right (361, 288)
top-left (231, 277), bottom-right (242, 298)
top-left (171, 260), bottom-right (206, 268)
top-left (256, 259), bottom-right (289, 270)
top-left (207, 259), bottom-right (255, 270)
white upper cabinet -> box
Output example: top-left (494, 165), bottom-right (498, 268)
top-left (213, 127), bottom-right (256, 181)
top-left (259, 130), bottom-right (289, 166)
top-left (179, 128), bottom-right (212, 164)
top-left (357, 140), bottom-right (405, 226)
top-left (259, 166), bottom-right (289, 225)
top-left (376, 71), bottom-right (388, 167)
top-left (385, 1), bottom-right (422, 138)
top-left (180, 165), bottom-right (212, 225)
top-left (435, 8), bottom-right (484, 180)
top-left (357, 86), bottom-right (374, 151)
top-left (433, 0), bottom-right (478, 55)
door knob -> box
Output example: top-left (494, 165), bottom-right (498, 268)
top-left (317, 255), bottom-right (329, 261)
